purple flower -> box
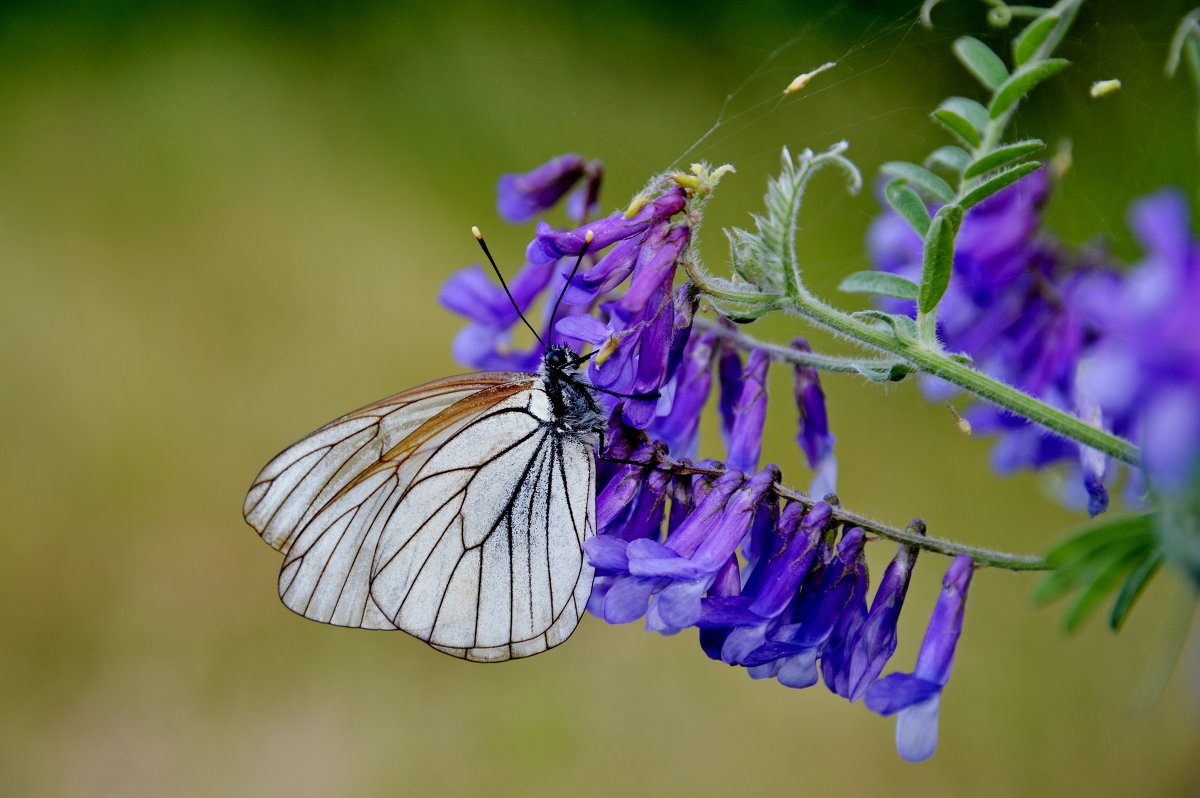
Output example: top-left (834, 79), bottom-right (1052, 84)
top-left (586, 469), bottom-right (747, 624)
top-left (699, 501), bottom-right (831, 645)
top-left (698, 553), bottom-right (743, 660)
top-left (829, 535), bottom-right (920, 701)
top-left (866, 554), bottom-right (974, 762)
top-left (526, 188), bottom-right (687, 265)
top-left (593, 444), bottom-right (659, 537)
top-left (759, 526), bottom-right (867, 688)
top-left (496, 154), bottom-right (589, 224)
top-left (1080, 190), bottom-right (1200, 493)
top-left (723, 521), bottom-right (864, 690)
top-left (651, 468), bottom-right (778, 630)
top-left (717, 344), bottom-right (742, 436)
top-left (586, 468), bottom-right (783, 631)
top-left (560, 237), bottom-right (640, 305)
top-left (650, 330), bottom-right (717, 459)
top-left (440, 258), bottom-right (559, 370)
top-left (565, 159), bottom-right (604, 225)
top-left (618, 223), bottom-right (691, 314)
top-left (792, 338), bottom-right (838, 496)
top-left (726, 349), bottom-right (769, 473)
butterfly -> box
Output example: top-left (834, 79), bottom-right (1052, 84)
top-left (243, 230), bottom-right (619, 662)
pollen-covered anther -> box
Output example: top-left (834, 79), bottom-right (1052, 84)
top-left (623, 195), bottom-right (649, 218)
top-left (594, 336), bottom-right (621, 366)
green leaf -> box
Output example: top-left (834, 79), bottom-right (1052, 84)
top-left (838, 270), bottom-right (920, 300)
top-left (932, 110), bottom-right (980, 149)
top-left (959, 161), bottom-right (1042, 209)
top-left (963, 139), bottom-right (1044, 179)
top-left (953, 36), bottom-right (1010, 90)
top-left (1109, 554), bottom-right (1164, 631)
top-left (1063, 548), bottom-right (1146, 634)
top-left (1044, 513), bottom-right (1156, 567)
top-left (1013, 13), bottom-right (1061, 67)
top-left (707, 298), bottom-right (775, 323)
top-left (883, 180), bottom-right (931, 236)
top-left (851, 310), bottom-right (918, 341)
top-left (942, 97), bottom-right (990, 131)
top-left (853, 361), bottom-right (915, 383)
top-left (1034, 535), bottom-right (1145, 607)
top-left (932, 97), bottom-right (989, 148)
top-left (926, 146), bottom-right (971, 175)
top-left (989, 58), bottom-right (1070, 119)
top-left (880, 161), bottom-right (955, 204)
top-left (918, 204), bottom-right (962, 314)
top-left (1035, 514), bottom-right (1158, 607)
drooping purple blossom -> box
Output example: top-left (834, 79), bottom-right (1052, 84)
top-left (526, 187), bottom-right (687, 265)
top-left (496, 153), bottom-right (591, 224)
top-left (726, 349), bottom-right (769, 473)
top-left (649, 330), bottom-right (717, 459)
top-left (866, 554), bottom-right (974, 762)
top-left (717, 344), bottom-right (743, 438)
top-left (619, 222), bottom-right (691, 314)
top-left (742, 526), bottom-right (867, 689)
top-left (792, 337), bottom-right (838, 497)
top-left (831, 535), bottom-right (920, 701)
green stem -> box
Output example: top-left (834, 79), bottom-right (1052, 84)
top-left (692, 316), bottom-right (905, 374)
top-left (666, 458), bottom-right (1048, 570)
top-left (774, 291), bottom-right (1142, 467)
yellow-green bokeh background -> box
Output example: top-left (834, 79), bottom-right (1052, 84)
top-left (2, 1), bottom-right (1197, 795)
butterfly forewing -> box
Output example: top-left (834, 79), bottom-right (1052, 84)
top-left (245, 370), bottom-right (598, 662)
top-left (243, 372), bottom-right (524, 554)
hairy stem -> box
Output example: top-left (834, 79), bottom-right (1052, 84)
top-left (693, 316), bottom-right (906, 374)
top-left (660, 457), bottom-right (1049, 570)
top-left (777, 291), bottom-right (1142, 467)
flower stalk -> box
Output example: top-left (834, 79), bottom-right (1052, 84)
top-left (686, 274), bottom-right (1142, 468)
top-left (650, 452), bottom-right (1049, 571)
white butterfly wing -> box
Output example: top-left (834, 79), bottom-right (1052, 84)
top-left (243, 372), bottom-right (522, 555)
top-left (246, 374), bottom-right (597, 662)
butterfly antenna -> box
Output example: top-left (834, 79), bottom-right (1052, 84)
top-left (473, 226), bottom-right (548, 350)
top-left (547, 230), bottom-right (594, 347)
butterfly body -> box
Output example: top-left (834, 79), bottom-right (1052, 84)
top-left (244, 347), bottom-right (604, 662)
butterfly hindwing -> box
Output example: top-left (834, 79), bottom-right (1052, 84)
top-left (367, 384), bottom-right (597, 662)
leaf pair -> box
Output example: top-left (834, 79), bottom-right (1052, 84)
top-left (1035, 514), bottom-right (1164, 633)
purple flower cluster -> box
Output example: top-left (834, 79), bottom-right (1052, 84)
top-left (440, 154), bottom-right (975, 761)
top-left (441, 155), bottom-right (839, 471)
top-left (1078, 190), bottom-right (1200, 496)
top-left (871, 173), bottom-right (1200, 517)
top-left (584, 443), bottom-right (973, 761)
top-left (869, 170), bottom-right (1132, 515)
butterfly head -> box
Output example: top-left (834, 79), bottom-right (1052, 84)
top-left (540, 345), bottom-right (593, 376)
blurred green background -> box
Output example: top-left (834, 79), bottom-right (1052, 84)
top-left (1, 1), bottom-right (1197, 795)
